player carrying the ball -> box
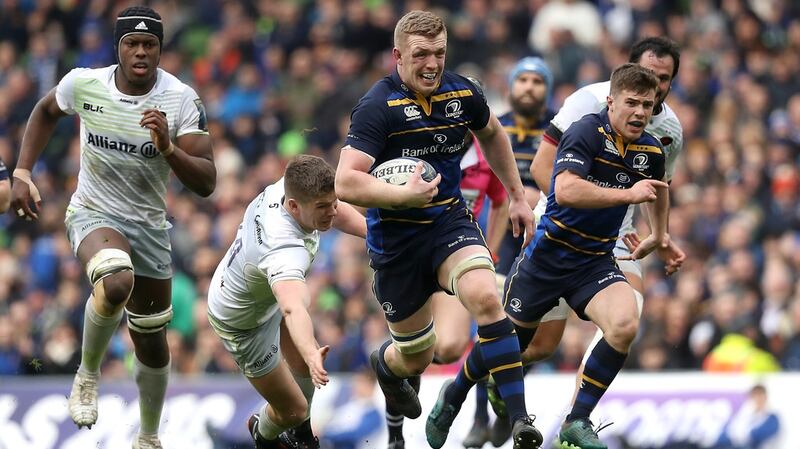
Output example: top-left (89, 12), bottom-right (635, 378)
top-left (335, 10), bottom-right (541, 449)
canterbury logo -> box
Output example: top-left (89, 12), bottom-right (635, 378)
top-left (135, 21), bottom-right (148, 30)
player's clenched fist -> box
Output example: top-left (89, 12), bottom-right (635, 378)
top-left (140, 109), bottom-right (173, 156)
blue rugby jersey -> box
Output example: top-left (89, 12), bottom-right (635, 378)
top-left (344, 70), bottom-right (491, 256)
top-left (497, 109), bottom-right (555, 190)
top-left (524, 109), bottom-right (665, 269)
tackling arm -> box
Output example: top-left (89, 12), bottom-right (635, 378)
top-left (333, 200), bottom-right (368, 238)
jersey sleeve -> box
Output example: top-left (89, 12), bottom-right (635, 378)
top-left (552, 120), bottom-right (598, 179)
top-left (259, 245), bottom-right (312, 287)
top-left (55, 68), bottom-right (91, 115)
top-left (664, 126), bottom-right (683, 182)
top-left (343, 94), bottom-right (390, 159)
top-left (550, 88), bottom-right (604, 134)
top-left (176, 85), bottom-right (209, 137)
top-left (466, 76), bottom-right (491, 131)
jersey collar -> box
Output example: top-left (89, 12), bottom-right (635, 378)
top-left (390, 68), bottom-right (440, 116)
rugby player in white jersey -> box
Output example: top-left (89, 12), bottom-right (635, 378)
top-left (207, 155), bottom-right (366, 449)
top-left (11, 6), bottom-right (215, 449)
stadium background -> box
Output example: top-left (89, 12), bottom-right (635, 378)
top-left (1, 0), bottom-right (800, 448)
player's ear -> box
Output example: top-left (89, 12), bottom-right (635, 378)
top-left (285, 198), bottom-right (299, 213)
top-left (392, 47), bottom-right (402, 63)
top-left (606, 95), bottom-right (614, 111)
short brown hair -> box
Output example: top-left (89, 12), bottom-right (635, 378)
top-left (610, 63), bottom-right (658, 97)
top-left (284, 155), bottom-right (335, 203)
top-left (394, 10), bottom-right (446, 48)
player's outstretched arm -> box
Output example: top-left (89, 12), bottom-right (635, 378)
top-left (273, 279), bottom-right (330, 387)
top-left (333, 200), bottom-right (368, 238)
top-left (141, 109), bottom-right (216, 197)
top-left (11, 88), bottom-right (67, 219)
top-left (336, 147), bottom-right (438, 209)
top-left (554, 171), bottom-right (668, 208)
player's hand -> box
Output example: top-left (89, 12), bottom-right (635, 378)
top-left (140, 109), bottom-right (171, 153)
top-left (621, 232), bottom-right (685, 275)
top-left (509, 197), bottom-right (534, 249)
top-left (627, 179), bottom-right (668, 204)
top-left (10, 169), bottom-right (42, 220)
top-left (305, 345), bottom-right (330, 388)
top-left (403, 161), bottom-right (441, 208)
top-left (656, 236), bottom-right (686, 275)
top-left (618, 232), bottom-right (662, 263)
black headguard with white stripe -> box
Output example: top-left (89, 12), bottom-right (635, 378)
top-left (114, 6), bottom-right (163, 62)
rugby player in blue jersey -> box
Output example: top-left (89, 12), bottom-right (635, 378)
top-left (335, 10), bottom-right (541, 449)
top-left (431, 63), bottom-right (670, 449)
top-left (465, 57), bottom-right (564, 449)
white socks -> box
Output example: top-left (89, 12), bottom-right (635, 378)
top-left (134, 355), bottom-right (170, 435)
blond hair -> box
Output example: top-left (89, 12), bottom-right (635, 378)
top-left (394, 10), bottom-right (446, 48)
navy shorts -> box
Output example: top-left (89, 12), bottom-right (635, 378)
top-left (370, 204), bottom-right (487, 323)
top-left (503, 252), bottom-right (627, 322)
top-left (496, 227), bottom-right (523, 276)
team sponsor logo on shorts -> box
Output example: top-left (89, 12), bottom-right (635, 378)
top-left (252, 344), bottom-right (279, 368)
top-left (445, 100), bottom-right (462, 118)
top-left (597, 271), bottom-right (626, 285)
top-left (447, 234), bottom-right (480, 248)
top-left (80, 219), bottom-right (104, 232)
top-left (381, 302), bottom-right (395, 316)
top-left (509, 297), bottom-right (522, 313)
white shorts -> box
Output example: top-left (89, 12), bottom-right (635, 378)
top-left (540, 297), bottom-right (569, 322)
top-left (65, 205), bottom-right (172, 279)
top-left (207, 309), bottom-right (282, 378)
top-left (613, 240), bottom-right (643, 279)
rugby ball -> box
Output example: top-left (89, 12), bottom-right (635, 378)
top-left (370, 157), bottom-right (438, 185)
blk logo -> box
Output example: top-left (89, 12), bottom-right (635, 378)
top-left (83, 103), bottom-right (103, 113)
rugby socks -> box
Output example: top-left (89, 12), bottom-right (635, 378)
top-left (386, 407), bottom-right (405, 443)
top-left (375, 340), bottom-right (404, 383)
top-left (134, 355), bottom-right (170, 435)
top-left (386, 373), bottom-right (419, 443)
top-left (292, 373), bottom-right (315, 418)
top-left (79, 296), bottom-right (123, 375)
top-left (473, 381), bottom-right (489, 423)
top-left (446, 318), bottom-right (527, 422)
top-left (567, 337), bottom-right (626, 422)
top-left (258, 405), bottom-right (284, 440)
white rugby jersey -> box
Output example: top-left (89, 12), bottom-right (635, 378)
top-left (535, 80), bottom-right (683, 234)
top-left (55, 65), bottom-right (208, 227)
top-left (207, 179), bottom-right (320, 330)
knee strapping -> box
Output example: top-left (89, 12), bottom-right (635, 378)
top-left (87, 248), bottom-right (133, 285)
top-left (448, 253), bottom-right (495, 296)
top-left (88, 249), bottom-right (134, 308)
top-left (391, 320), bottom-right (436, 354)
top-left (126, 306), bottom-right (173, 334)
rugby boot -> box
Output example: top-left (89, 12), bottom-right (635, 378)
top-left (426, 379), bottom-right (459, 449)
top-left (463, 419), bottom-right (489, 448)
top-left (247, 414), bottom-right (301, 449)
top-left (557, 418), bottom-right (607, 449)
top-left (370, 350), bottom-right (421, 419)
top-left (510, 415), bottom-right (543, 449)
top-left (489, 416), bottom-right (512, 447)
top-left (68, 370), bottom-right (99, 429)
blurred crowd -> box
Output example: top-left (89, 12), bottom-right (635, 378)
top-left (2, 0), bottom-right (800, 381)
